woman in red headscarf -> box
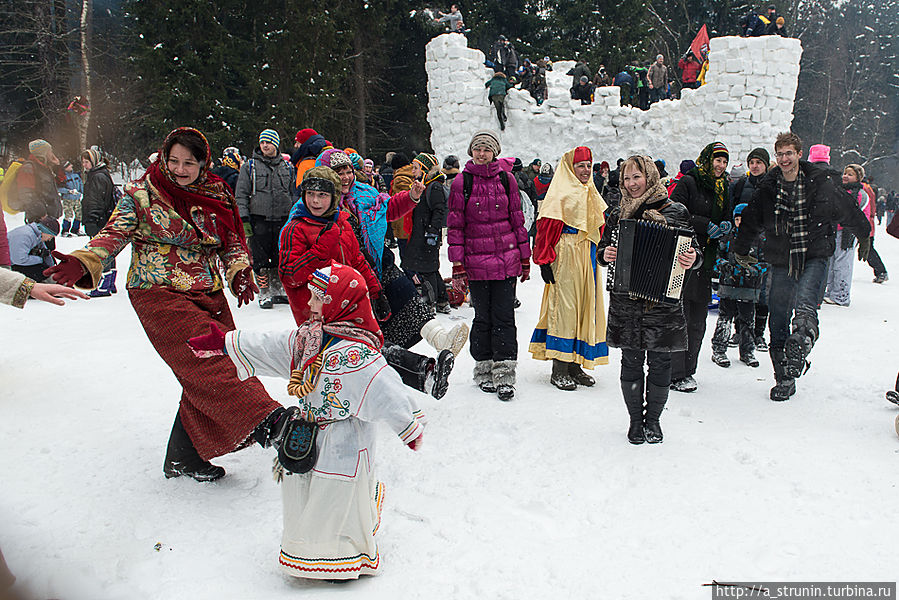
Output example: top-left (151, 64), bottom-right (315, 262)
top-left (192, 262), bottom-right (426, 581)
top-left (45, 127), bottom-right (286, 482)
top-left (530, 146), bottom-right (609, 390)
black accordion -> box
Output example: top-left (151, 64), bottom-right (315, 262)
top-left (605, 218), bottom-right (694, 304)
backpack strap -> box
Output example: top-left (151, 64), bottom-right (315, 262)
top-left (463, 169), bottom-right (512, 207)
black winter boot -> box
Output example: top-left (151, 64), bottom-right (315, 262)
top-left (769, 348), bottom-right (796, 401)
top-left (643, 382), bottom-right (669, 443)
top-left (711, 316), bottom-right (733, 367)
top-left (163, 413), bottom-right (226, 482)
top-left (785, 313), bottom-right (818, 378)
top-left (754, 309), bottom-right (768, 351)
top-left (620, 379), bottom-right (645, 445)
top-left (425, 350), bottom-right (454, 400)
top-left (551, 359), bottom-right (577, 391)
top-left (739, 325), bottom-right (759, 367)
top-left (569, 362), bottom-right (596, 387)
top-left (382, 344), bottom-right (442, 396)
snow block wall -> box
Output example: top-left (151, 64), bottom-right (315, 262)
top-left (426, 34), bottom-right (803, 169)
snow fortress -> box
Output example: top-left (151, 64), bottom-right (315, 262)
top-left (425, 33), bottom-right (803, 169)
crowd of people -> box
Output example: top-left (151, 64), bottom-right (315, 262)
top-left (3, 118), bottom-right (897, 588)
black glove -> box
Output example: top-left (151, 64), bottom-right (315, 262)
top-left (373, 293), bottom-right (392, 322)
top-left (857, 236), bottom-right (871, 262)
top-left (540, 263), bottom-right (555, 284)
top-left (29, 246), bottom-right (50, 258)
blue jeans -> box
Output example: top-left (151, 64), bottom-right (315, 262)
top-left (767, 258), bottom-right (828, 352)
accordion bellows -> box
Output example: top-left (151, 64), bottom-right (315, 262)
top-left (606, 219), bottom-right (693, 305)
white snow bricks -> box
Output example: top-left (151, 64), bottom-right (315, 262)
top-left (426, 33), bottom-right (803, 169)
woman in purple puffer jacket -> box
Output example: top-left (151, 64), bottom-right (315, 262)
top-left (448, 129), bottom-right (531, 401)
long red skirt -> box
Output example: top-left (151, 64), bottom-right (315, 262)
top-left (129, 287), bottom-right (281, 460)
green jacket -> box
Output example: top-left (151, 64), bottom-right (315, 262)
top-left (485, 74), bottom-right (513, 98)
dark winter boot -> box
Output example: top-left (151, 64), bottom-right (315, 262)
top-left (382, 344), bottom-right (449, 398)
top-left (550, 359), bottom-right (577, 391)
top-left (253, 406), bottom-right (300, 447)
top-left (784, 313), bottom-right (818, 378)
top-left (268, 267), bottom-right (289, 304)
top-left (493, 360), bottom-right (516, 401)
top-left (621, 379), bottom-right (645, 445)
top-left (769, 348), bottom-right (796, 401)
top-left (711, 316), bottom-right (732, 367)
top-left (738, 324), bottom-right (759, 367)
top-left (643, 382), bottom-right (669, 443)
top-left (71, 219), bottom-right (82, 236)
top-left (754, 310), bottom-right (768, 352)
top-left (61, 219), bottom-right (72, 236)
top-left (425, 350), bottom-right (454, 400)
top-left (163, 413), bottom-right (226, 482)
top-left (474, 360), bottom-right (495, 393)
top-left (108, 269), bottom-right (117, 294)
top-left (569, 362), bottom-right (596, 387)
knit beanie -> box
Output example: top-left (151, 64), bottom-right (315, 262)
top-left (539, 163), bottom-right (553, 176)
top-left (747, 147), bottom-right (770, 166)
top-left (28, 139), bottom-right (53, 159)
top-left (413, 153), bottom-right (439, 174)
top-left (326, 150), bottom-right (353, 171)
top-left (679, 159), bottom-right (696, 175)
top-left (295, 128), bottom-right (317, 145)
top-left (307, 266), bottom-right (331, 300)
top-left (36, 216), bottom-right (60, 236)
top-left (81, 148), bottom-right (102, 169)
top-left (347, 152), bottom-right (364, 170)
top-left (733, 203), bottom-right (748, 218)
top-left (711, 142), bottom-right (729, 160)
top-left (259, 129), bottom-right (280, 148)
top-left (443, 155), bottom-right (460, 169)
top-left (808, 144), bottom-right (830, 164)
top-left (572, 146), bottom-right (592, 164)
top-left (363, 158), bottom-right (374, 169)
top-left (467, 129), bottom-right (501, 157)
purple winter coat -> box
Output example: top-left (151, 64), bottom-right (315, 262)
top-left (447, 160), bottom-right (530, 280)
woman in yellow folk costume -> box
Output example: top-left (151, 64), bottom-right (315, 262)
top-left (529, 146), bottom-right (609, 390)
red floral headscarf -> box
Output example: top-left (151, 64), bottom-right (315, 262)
top-left (140, 127), bottom-right (246, 250)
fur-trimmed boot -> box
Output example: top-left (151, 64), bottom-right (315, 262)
top-left (621, 379), bottom-right (645, 444)
top-left (163, 413), bottom-right (226, 482)
top-left (492, 359), bottom-right (517, 401)
top-left (420, 319), bottom-right (469, 356)
top-left (643, 382), bottom-right (669, 443)
top-left (474, 360), bottom-right (495, 393)
top-left (550, 359), bottom-right (577, 391)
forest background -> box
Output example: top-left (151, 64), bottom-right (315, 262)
top-left (0, 0), bottom-right (896, 186)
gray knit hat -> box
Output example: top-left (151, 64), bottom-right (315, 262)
top-left (467, 129), bottom-right (501, 157)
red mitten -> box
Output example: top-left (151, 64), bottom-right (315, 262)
top-left (187, 323), bottom-right (227, 358)
top-left (451, 264), bottom-right (468, 293)
top-left (233, 267), bottom-right (259, 307)
top-left (407, 435), bottom-right (423, 451)
top-left (520, 259), bottom-right (530, 283)
top-left (43, 251), bottom-right (87, 287)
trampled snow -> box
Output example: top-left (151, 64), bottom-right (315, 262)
top-left (1, 209), bottom-right (897, 599)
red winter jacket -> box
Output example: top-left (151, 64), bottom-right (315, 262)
top-left (279, 210), bottom-right (382, 325)
top-left (678, 57), bottom-right (701, 84)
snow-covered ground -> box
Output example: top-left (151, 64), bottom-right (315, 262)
top-left (2, 209), bottom-right (897, 600)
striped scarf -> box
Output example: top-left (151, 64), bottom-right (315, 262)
top-left (774, 169), bottom-right (809, 277)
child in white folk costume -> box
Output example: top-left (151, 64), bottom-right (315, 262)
top-left (188, 262), bottom-right (426, 581)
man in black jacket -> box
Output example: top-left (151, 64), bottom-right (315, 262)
top-left (80, 148), bottom-right (120, 297)
top-left (734, 132), bottom-right (871, 401)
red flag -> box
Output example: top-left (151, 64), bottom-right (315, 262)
top-left (690, 25), bottom-right (710, 61)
